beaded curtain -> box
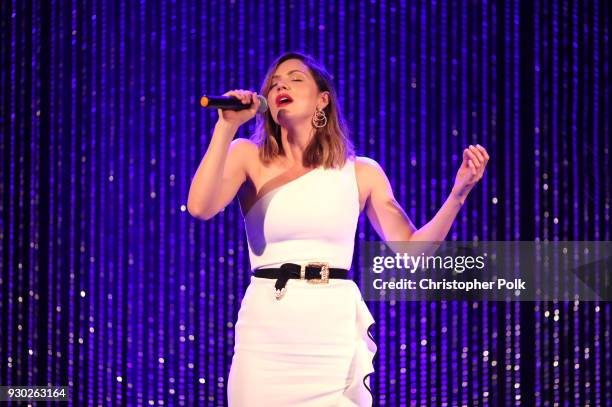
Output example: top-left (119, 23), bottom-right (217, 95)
top-left (1, 0), bottom-right (610, 406)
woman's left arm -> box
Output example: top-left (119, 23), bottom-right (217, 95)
top-left (362, 144), bottom-right (490, 242)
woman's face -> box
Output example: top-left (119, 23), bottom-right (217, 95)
top-left (266, 59), bottom-right (329, 127)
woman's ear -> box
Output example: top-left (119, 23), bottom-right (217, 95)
top-left (318, 91), bottom-right (330, 110)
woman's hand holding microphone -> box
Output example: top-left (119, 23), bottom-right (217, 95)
top-left (217, 90), bottom-right (262, 129)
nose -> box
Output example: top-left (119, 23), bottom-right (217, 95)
top-left (274, 80), bottom-right (289, 92)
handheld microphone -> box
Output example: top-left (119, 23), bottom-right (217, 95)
top-left (200, 94), bottom-right (268, 114)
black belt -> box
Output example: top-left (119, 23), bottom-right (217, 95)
top-left (253, 262), bottom-right (350, 300)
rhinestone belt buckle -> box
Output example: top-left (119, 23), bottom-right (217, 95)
top-left (303, 262), bottom-right (330, 284)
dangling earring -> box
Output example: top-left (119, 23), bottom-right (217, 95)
top-left (312, 107), bottom-right (328, 128)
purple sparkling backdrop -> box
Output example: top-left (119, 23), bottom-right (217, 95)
top-left (0, 0), bottom-right (610, 406)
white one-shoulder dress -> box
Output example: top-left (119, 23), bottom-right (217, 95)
top-left (227, 156), bottom-right (377, 407)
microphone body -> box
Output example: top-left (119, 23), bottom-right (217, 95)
top-left (200, 94), bottom-right (268, 114)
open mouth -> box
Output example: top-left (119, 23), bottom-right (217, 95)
top-left (276, 94), bottom-right (294, 107)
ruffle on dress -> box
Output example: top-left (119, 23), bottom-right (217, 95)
top-left (338, 285), bottom-right (378, 407)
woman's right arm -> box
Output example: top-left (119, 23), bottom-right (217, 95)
top-left (187, 121), bottom-right (251, 220)
top-left (187, 89), bottom-right (261, 220)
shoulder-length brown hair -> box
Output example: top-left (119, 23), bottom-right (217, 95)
top-left (250, 51), bottom-right (355, 169)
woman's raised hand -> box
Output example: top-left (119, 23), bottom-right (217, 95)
top-left (452, 144), bottom-right (490, 203)
top-left (217, 89), bottom-right (261, 128)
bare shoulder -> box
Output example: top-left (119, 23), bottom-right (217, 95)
top-left (229, 137), bottom-right (258, 156)
top-left (355, 156), bottom-right (384, 172)
top-left (354, 156), bottom-right (389, 200)
top-left (229, 138), bottom-right (259, 174)
top-left (355, 156), bottom-right (386, 183)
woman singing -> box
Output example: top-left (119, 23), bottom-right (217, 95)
top-left (187, 51), bottom-right (489, 406)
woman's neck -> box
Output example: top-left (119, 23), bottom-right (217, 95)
top-left (279, 122), bottom-right (316, 167)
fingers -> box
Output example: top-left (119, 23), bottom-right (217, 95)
top-left (469, 146), bottom-right (484, 165)
top-left (464, 148), bottom-right (479, 165)
top-left (476, 144), bottom-right (490, 160)
top-left (468, 159), bottom-right (477, 175)
top-left (464, 144), bottom-right (489, 167)
top-left (224, 89), bottom-right (258, 105)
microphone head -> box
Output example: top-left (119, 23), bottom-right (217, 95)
top-left (256, 94), bottom-right (268, 114)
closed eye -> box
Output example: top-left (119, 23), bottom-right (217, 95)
top-left (270, 79), bottom-right (302, 88)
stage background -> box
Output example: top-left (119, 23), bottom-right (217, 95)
top-left (1, 0), bottom-right (610, 405)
